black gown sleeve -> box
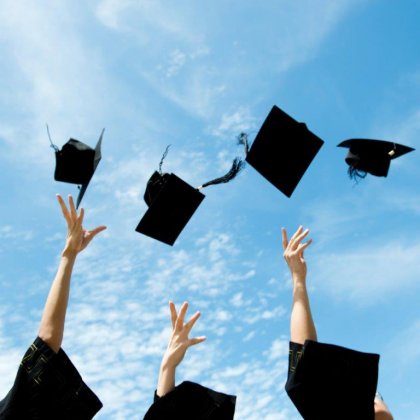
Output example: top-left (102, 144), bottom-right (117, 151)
top-left (284, 340), bottom-right (379, 420)
top-left (0, 337), bottom-right (102, 420)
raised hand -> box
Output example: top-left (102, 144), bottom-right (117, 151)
top-left (157, 302), bottom-right (206, 397)
top-left (163, 301), bottom-right (206, 369)
top-left (57, 194), bottom-right (106, 256)
top-left (282, 226), bottom-right (312, 281)
top-left (38, 195), bottom-right (106, 353)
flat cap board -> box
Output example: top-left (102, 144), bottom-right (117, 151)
top-left (246, 105), bottom-right (324, 197)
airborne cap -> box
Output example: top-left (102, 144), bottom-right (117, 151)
top-left (337, 138), bottom-right (415, 179)
top-left (136, 146), bottom-right (244, 246)
top-left (244, 105), bottom-right (324, 197)
top-left (50, 127), bottom-right (104, 208)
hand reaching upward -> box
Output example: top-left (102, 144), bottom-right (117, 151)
top-left (57, 194), bottom-right (106, 256)
top-left (163, 301), bottom-right (206, 369)
top-left (282, 226), bottom-right (312, 281)
top-left (157, 301), bottom-right (206, 397)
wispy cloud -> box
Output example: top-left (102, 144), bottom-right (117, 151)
top-left (312, 239), bottom-right (420, 305)
top-left (94, 0), bottom-right (365, 120)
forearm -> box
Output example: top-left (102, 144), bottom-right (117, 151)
top-left (290, 274), bottom-right (317, 344)
top-left (38, 251), bottom-right (77, 353)
top-left (156, 361), bottom-right (176, 397)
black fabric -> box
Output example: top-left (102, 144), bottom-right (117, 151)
top-left (337, 138), bottom-right (415, 178)
top-left (245, 105), bottom-right (324, 197)
top-left (53, 129), bottom-right (103, 208)
top-left (143, 171), bottom-right (171, 207)
top-left (144, 381), bottom-right (236, 420)
top-left (285, 340), bottom-right (379, 420)
top-left (0, 337), bottom-right (102, 419)
top-left (136, 172), bottom-right (205, 246)
top-left (54, 140), bottom-right (96, 185)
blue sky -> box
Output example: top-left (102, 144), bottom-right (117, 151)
top-left (0, 1), bottom-right (419, 418)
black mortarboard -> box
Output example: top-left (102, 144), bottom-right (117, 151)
top-left (143, 381), bottom-right (236, 420)
top-left (286, 340), bottom-right (379, 420)
top-left (337, 138), bottom-right (415, 179)
top-left (244, 105), bottom-right (324, 197)
top-left (136, 146), bottom-right (244, 246)
top-left (136, 171), bottom-right (205, 246)
top-left (50, 128), bottom-right (104, 208)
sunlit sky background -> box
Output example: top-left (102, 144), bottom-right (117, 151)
top-left (0, 1), bottom-right (419, 419)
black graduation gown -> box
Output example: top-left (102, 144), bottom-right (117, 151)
top-left (0, 337), bottom-right (102, 419)
top-left (143, 381), bottom-right (236, 420)
top-left (285, 340), bottom-right (379, 420)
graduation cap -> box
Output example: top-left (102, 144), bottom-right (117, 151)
top-left (286, 340), bottom-right (379, 420)
top-left (337, 138), bottom-right (415, 179)
top-left (143, 381), bottom-right (236, 420)
top-left (242, 105), bottom-right (324, 197)
top-left (136, 146), bottom-right (244, 246)
top-left (49, 126), bottom-right (104, 208)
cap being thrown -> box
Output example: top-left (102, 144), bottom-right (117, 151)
top-left (49, 125), bottom-right (104, 208)
top-left (337, 138), bottom-right (415, 180)
top-left (136, 145), bottom-right (244, 246)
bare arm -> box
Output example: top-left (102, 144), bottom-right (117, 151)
top-left (374, 394), bottom-right (394, 420)
top-left (282, 226), bottom-right (317, 344)
top-left (38, 195), bottom-right (106, 353)
top-left (157, 301), bottom-right (206, 397)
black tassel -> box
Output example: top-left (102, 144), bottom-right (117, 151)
top-left (348, 166), bottom-right (367, 182)
top-left (159, 145), bottom-right (171, 174)
top-left (199, 157), bottom-right (245, 189)
top-left (237, 132), bottom-right (249, 155)
top-left (46, 124), bottom-right (59, 152)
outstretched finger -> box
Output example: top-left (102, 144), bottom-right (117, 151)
top-left (83, 226), bottom-right (107, 247)
top-left (88, 225), bottom-right (107, 238)
top-left (56, 194), bottom-right (71, 225)
top-left (295, 228), bottom-right (310, 245)
top-left (76, 207), bottom-right (85, 228)
top-left (68, 195), bottom-right (77, 221)
top-left (169, 301), bottom-right (177, 329)
top-left (298, 238), bottom-right (312, 252)
top-left (281, 228), bottom-right (288, 251)
top-left (289, 226), bottom-right (303, 246)
top-left (185, 311), bottom-right (201, 334)
top-left (290, 227), bottom-right (309, 250)
top-left (188, 336), bottom-right (206, 347)
top-left (175, 302), bottom-right (188, 330)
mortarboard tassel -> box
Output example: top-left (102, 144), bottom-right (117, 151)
top-left (348, 166), bottom-right (368, 181)
top-left (197, 157), bottom-right (244, 189)
top-left (237, 132), bottom-right (250, 155)
top-left (159, 145), bottom-right (171, 174)
top-left (46, 124), bottom-right (59, 152)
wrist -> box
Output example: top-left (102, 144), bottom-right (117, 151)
top-left (61, 248), bottom-right (78, 259)
top-left (292, 273), bottom-right (307, 285)
top-left (160, 358), bottom-right (177, 372)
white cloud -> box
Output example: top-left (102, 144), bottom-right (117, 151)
top-left (0, 1), bottom-right (109, 167)
top-left (312, 240), bottom-right (420, 305)
top-left (383, 319), bottom-right (420, 376)
top-left (210, 107), bottom-right (256, 138)
top-left (264, 338), bottom-right (290, 361)
top-left (94, 0), bottom-right (366, 120)
top-left (0, 225), bottom-right (33, 242)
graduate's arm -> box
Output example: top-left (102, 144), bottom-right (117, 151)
top-left (282, 226), bottom-right (317, 344)
top-left (156, 302), bottom-right (206, 397)
top-left (374, 396), bottom-right (394, 420)
top-left (38, 195), bottom-right (106, 353)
